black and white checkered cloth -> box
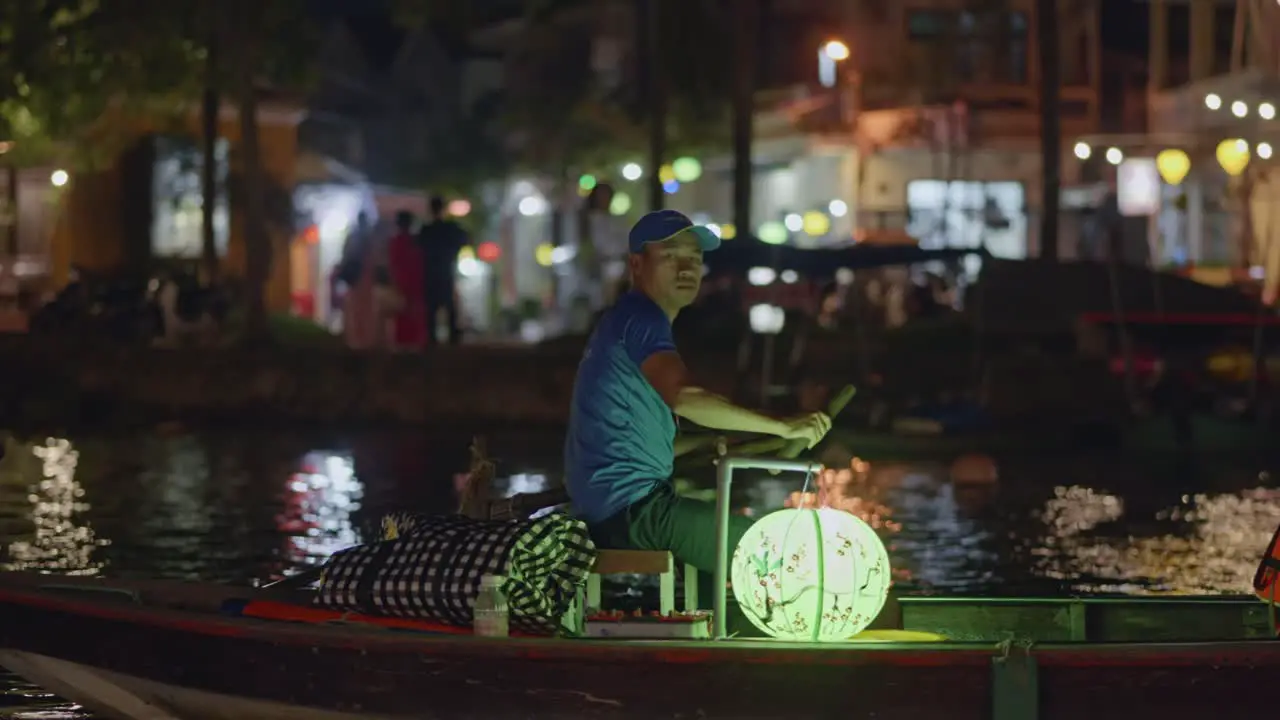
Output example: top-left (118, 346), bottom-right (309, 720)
top-left (314, 510), bottom-right (596, 635)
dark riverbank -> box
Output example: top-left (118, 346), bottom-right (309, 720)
top-left (0, 335), bottom-right (1272, 463)
top-left (0, 336), bottom-right (584, 429)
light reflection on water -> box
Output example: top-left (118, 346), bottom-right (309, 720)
top-left (0, 428), bottom-right (1276, 717)
top-left (0, 438), bottom-right (107, 576)
top-left (1033, 485), bottom-right (1280, 594)
top-left (279, 452), bottom-right (363, 568)
top-left (0, 433), bottom-right (1274, 594)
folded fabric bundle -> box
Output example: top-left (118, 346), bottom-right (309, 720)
top-left (315, 510), bottom-right (596, 635)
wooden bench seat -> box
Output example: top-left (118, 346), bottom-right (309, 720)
top-left (585, 550), bottom-right (699, 616)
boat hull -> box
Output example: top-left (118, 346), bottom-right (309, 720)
top-left (0, 651), bottom-right (386, 720)
top-left (1, 580), bottom-right (1280, 719)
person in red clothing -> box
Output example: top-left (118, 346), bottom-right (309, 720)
top-left (386, 211), bottom-right (427, 350)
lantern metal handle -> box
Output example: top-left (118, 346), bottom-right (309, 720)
top-left (713, 455), bottom-right (824, 640)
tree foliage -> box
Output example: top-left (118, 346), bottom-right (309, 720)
top-left (391, 0), bottom-right (734, 189)
top-left (0, 0), bottom-right (317, 166)
top-left (0, 0), bottom-right (318, 341)
top-left (0, 0), bottom-right (204, 165)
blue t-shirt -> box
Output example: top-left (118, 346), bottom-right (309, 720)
top-left (565, 292), bottom-right (678, 523)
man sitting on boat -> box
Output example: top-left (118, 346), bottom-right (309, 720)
top-left (565, 209), bottom-right (832, 612)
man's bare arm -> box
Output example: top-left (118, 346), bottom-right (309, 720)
top-left (641, 351), bottom-right (831, 448)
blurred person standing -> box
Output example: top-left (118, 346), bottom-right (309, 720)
top-left (417, 196), bottom-right (470, 345)
top-left (387, 211), bottom-right (426, 350)
top-left (338, 212), bottom-right (382, 350)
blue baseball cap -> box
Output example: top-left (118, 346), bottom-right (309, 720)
top-left (628, 209), bottom-right (721, 255)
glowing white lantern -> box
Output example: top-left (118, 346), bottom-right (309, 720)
top-left (731, 507), bottom-right (891, 641)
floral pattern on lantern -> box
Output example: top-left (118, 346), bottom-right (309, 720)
top-left (731, 507), bottom-right (891, 642)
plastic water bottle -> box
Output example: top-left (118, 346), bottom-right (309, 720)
top-left (473, 574), bottom-right (510, 638)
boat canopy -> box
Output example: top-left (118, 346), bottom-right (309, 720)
top-left (705, 235), bottom-right (990, 279)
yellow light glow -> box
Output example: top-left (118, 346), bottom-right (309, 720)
top-left (731, 508), bottom-right (891, 641)
top-left (1216, 138), bottom-right (1250, 177)
top-left (802, 211), bottom-right (831, 236)
top-left (1155, 149), bottom-right (1191, 186)
top-left (658, 164), bottom-right (676, 184)
top-left (720, 223), bottom-right (737, 240)
top-left (823, 40), bottom-right (850, 61)
top-left (535, 243), bottom-right (554, 267)
top-left (458, 246), bottom-right (476, 262)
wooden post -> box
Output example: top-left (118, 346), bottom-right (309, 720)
top-left (1189, 0), bottom-right (1215, 82)
top-left (1231, 0), bottom-right (1246, 72)
top-left (4, 165), bottom-right (15, 260)
top-left (1149, 0), bottom-right (1168, 94)
top-left (200, 15), bottom-right (221, 284)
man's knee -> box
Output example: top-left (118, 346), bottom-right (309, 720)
top-left (727, 513), bottom-right (755, 550)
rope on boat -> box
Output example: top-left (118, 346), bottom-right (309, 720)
top-left (457, 437), bottom-right (497, 520)
top-left (994, 635), bottom-right (1036, 662)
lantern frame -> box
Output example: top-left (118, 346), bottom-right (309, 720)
top-left (712, 456), bottom-right (892, 641)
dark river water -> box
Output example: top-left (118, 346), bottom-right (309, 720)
top-left (1, 425), bottom-right (1278, 717)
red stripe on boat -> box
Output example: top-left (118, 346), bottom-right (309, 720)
top-left (1, 588), bottom-right (1278, 669)
top-left (238, 599), bottom-right (537, 637)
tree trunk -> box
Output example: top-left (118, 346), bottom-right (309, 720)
top-left (1036, 0), bottom-right (1061, 261)
top-left (200, 22), bottom-right (221, 284)
top-left (731, 0), bottom-right (758, 235)
top-left (644, 0), bottom-right (666, 212)
top-left (238, 73), bottom-right (269, 343)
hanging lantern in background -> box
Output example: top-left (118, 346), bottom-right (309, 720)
top-left (1155, 149), bottom-right (1190, 186)
top-left (731, 507), bottom-right (891, 641)
top-left (1216, 139), bottom-right (1250, 177)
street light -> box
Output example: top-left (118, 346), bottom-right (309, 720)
top-left (818, 40), bottom-right (848, 88)
top-left (822, 40), bottom-right (850, 61)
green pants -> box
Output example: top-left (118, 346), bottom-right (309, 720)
top-left (588, 482), bottom-right (758, 632)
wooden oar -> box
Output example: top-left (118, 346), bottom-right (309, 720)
top-left (778, 383), bottom-right (857, 459)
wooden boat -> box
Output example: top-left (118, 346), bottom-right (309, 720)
top-left (4, 445), bottom-right (1277, 719)
top-left (1, 570), bottom-right (1279, 720)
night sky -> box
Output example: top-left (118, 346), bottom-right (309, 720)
top-left (317, 1), bottom-right (1161, 66)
